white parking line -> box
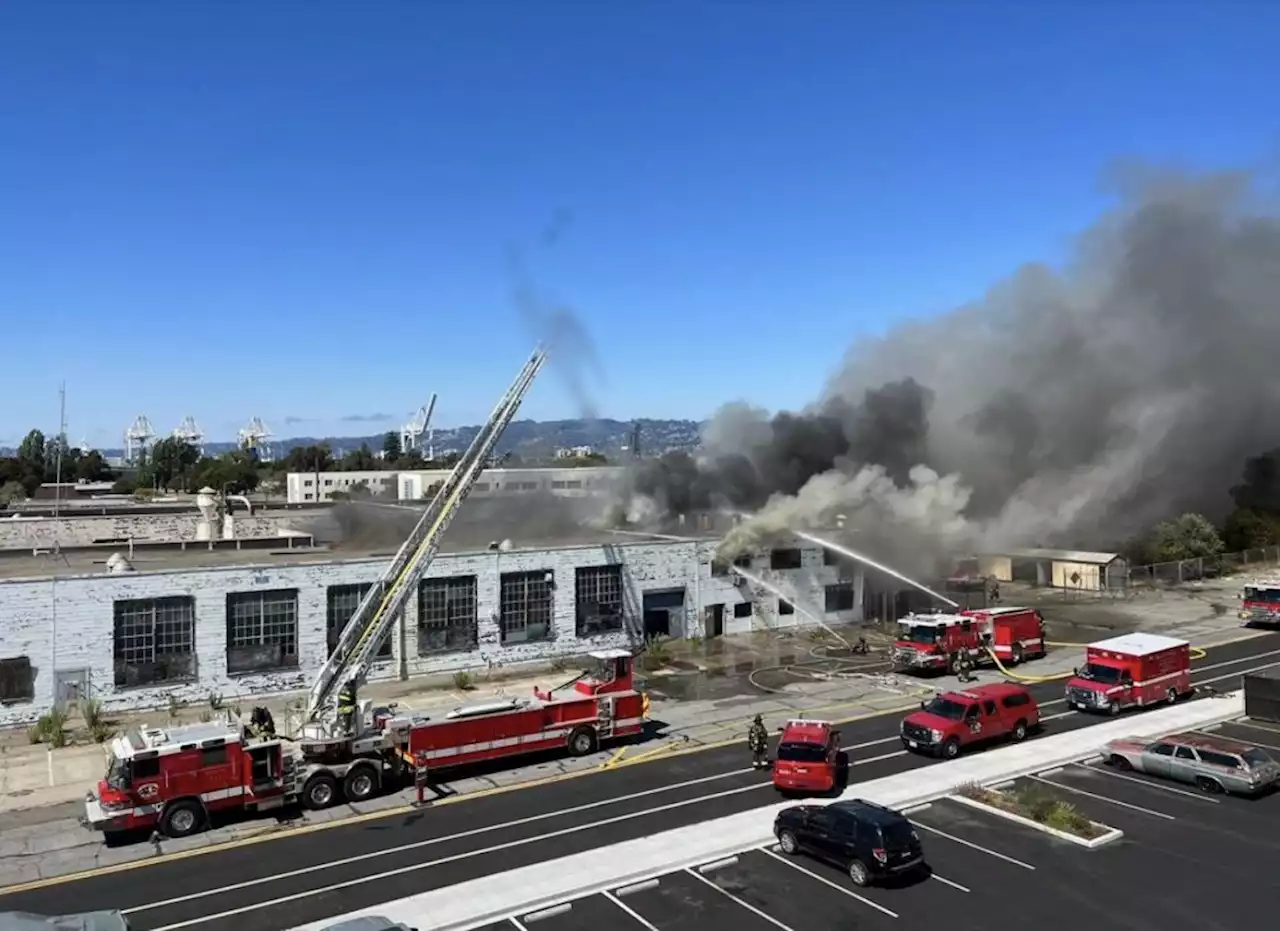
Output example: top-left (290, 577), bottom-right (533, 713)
top-left (1070, 762), bottom-right (1221, 804)
top-left (759, 848), bottom-right (899, 918)
top-left (1233, 719), bottom-right (1280, 737)
top-left (1199, 729), bottom-right (1280, 754)
top-left (909, 819), bottom-right (1036, 870)
top-left (930, 873), bottom-right (971, 893)
top-left (603, 890), bottom-right (661, 930)
top-left (1029, 775), bottom-right (1177, 820)
top-left (685, 867), bottom-right (797, 931)
top-left (510, 918), bottom-right (531, 931)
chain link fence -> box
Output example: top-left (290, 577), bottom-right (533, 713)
top-left (1126, 545), bottom-right (1280, 589)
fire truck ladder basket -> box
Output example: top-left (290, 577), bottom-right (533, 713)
top-left (305, 346), bottom-right (549, 727)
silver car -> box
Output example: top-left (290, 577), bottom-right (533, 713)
top-left (1101, 731), bottom-right (1280, 796)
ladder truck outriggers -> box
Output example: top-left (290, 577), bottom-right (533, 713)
top-left (82, 347), bottom-right (648, 842)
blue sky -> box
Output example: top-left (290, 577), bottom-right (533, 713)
top-left (2, 1), bottom-right (1277, 448)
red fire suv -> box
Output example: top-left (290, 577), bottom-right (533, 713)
top-left (899, 683), bottom-right (1040, 759)
top-left (773, 719), bottom-right (842, 795)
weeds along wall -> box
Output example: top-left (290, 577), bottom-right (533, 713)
top-left (0, 539), bottom-right (857, 725)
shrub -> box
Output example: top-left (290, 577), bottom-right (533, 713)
top-left (453, 670), bottom-right (474, 691)
top-left (81, 698), bottom-right (104, 729)
top-left (89, 721), bottom-right (114, 744)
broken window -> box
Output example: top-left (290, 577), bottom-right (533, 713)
top-left (418, 575), bottom-right (479, 654)
top-left (778, 598), bottom-right (796, 616)
top-left (0, 656), bottom-right (35, 703)
top-left (733, 601), bottom-right (753, 619)
top-left (226, 589), bottom-right (299, 675)
top-left (770, 548), bottom-right (804, 571)
top-left (500, 570), bottom-right (554, 644)
top-left (326, 584), bottom-right (393, 660)
top-left (576, 565), bottom-right (625, 637)
top-left (733, 554), bottom-right (752, 569)
top-left (825, 582), bottom-right (855, 612)
top-left (823, 548), bottom-right (839, 567)
top-left (113, 596), bottom-right (197, 688)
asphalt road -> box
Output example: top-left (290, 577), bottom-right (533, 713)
top-left (3, 632), bottom-right (1279, 931)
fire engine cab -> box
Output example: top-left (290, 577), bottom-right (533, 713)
top-left (1064, 633), bottom-right (1193, 715)
top-left (772, 718), bottom-right (841, 794)
top-left (1240, 581), bottom-right (1280, 625)
top-left (891, 607), bottom-right (1045, 674)
top-left (84, 651), bottom-right (646, 840)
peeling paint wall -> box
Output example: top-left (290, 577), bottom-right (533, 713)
top-left (0, 513), bottom-right (308, 549)
top-left (0, 540), bottom-right (861, 725)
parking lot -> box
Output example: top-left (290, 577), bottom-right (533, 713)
top-left (466, 716), bottom-right (1280, 931)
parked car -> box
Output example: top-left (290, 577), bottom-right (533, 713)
top-left (1101, 732), bottom-right (1280, 795)
top-left (773, 799), bottom-right (924, 886)
top-left (773, 718), bottom-right (842, 795)
top-left (900, 682), bottom-right (1040, 759)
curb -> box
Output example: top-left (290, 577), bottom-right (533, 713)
top-left (946, 793), bottom-right (1124, 849)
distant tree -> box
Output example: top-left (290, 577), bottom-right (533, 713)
top-left (143, 437), bottom-right (202, 490)
top-left (381, 431), bottom-right (401, 461)
top-left (394, 448), bottom-right (427, 470)
top-left (277, 443), bottom-right (334, 474)
top-left (0, 480), bottom-right (26, 505)
top-left (74, 449), bottom-right (114, 483)
top-left (17, 429), bottom-right (45, 473)
top-left (339, 444), bottom-right (378, 471)
top-left (111, 476), bottom-right (137, 495)
top-left (1151, 512), bottom-right (1225, 562)
top-left (1222, 508), bottom-right (1280, 552)
top-left (1231, 448), bottom-right (1280, 516)
top-left (189, 451), bottom-right (260, 495)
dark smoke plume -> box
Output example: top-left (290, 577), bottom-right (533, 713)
top-left (622, 165), bottom-right (1280, 569)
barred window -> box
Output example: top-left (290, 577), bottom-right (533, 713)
top-left (113, 596), bottom-right (197, 688)
top-left (226, 589), bottom-right (299, 674)
top-left (500, 570), bottom-right (554, 644)
top-left (0, 657), bottom-right (35, 703)
top-left (418, 575), bottom-right (478, 654)
top-left (825, 582), bottom-right (855, 612)
top-left (575, 565), bottom-right (624, 637)
top-left (326, 584), bottom-right (393, 660)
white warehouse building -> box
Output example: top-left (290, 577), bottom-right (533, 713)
top-left (286, 466), bottom-right (628, 504)
top-left (0, 530), bottom-right (864, 726)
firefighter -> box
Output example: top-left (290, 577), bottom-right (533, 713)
top-left (337, 679), bottom-right (359, 734)
top-left (748, 714), bottom-right (769, 769)
top-left (956, 651), bottom-right (976, 683)
top-left (249, 706), bottom-right (276, 737)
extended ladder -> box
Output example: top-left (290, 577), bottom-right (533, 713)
top-left (304, 346), bottom-right (548, 730)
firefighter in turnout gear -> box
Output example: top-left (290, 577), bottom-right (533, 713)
top-left (748, 714), bottom-right (770, 769)
top-left (337, 679), bottom-right (359, 734)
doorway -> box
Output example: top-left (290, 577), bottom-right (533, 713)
top-left (705, 604), bottom-right (725, 639)
top-left (642, 588), bottom-right (686, 638)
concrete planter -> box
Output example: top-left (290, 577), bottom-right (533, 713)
top-left (948, 792), bottom-right (1123, 849)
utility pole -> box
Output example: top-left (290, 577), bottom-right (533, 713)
top-left (53, 382), bottom-right (67, 522)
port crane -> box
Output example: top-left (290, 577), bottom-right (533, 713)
top-left (303, 346), bottom-right (548, 738)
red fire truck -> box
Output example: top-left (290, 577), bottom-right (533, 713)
top-left (772, 718), bottom-right (841, 795)
top-left (1239, 580), bottom-right (1280, 625)
top-left (83, 650), bottom-right (646, 840)
top-left (890, 607), bottom-right (1045, 674)
top-left (1064, 633), bottom-right (1193, 715)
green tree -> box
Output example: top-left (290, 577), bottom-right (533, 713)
top-left (1222, 508), bottom-right (1280, 551)
top-left (190, 451), bottom-right (261, 495)
top-left (339, 443), bottom-right (378, 471)
top-left (74, 449), bottom-right (114, 482)
top-left (381, 431), bottom-right (401, 461)
top-left (141, 437), bottom-right (201, 490)
top-left (0, 480), bottom-right (26, 505)
top-left (276, 443), bottom-right (334, 474)
top-left (1151, 512), bottom-right (1225, 562)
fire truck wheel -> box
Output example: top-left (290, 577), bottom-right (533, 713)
top-left (1166, 687), bottom-right (1178, 705)
top-left (941, 738), bottom-right (961, 760)
top-left (160, 800), bottom-right (204, 839)
top-left (1011, 644), bottom-right (1024, 666)
top-left (343, 765), bottom-right (379, 802)
top-left (777, 830), bottom-right (799, 854)
top-left (303, 773), bottom-right (339, 810)
top-left (567, 726), bottom-right (598, 757)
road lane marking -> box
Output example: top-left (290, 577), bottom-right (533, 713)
top-left (1069, 762), bottom-right (1221, 803)
top-left (909, 820), bottom-right (1036, 870)
top-left (685, 867), bottom-right (798, 931)
top-left (759, 848), bottom-right (898, 918)
top-left (1029, 775), bottom-right (1176, 820)
top-left (3, 636), bottom-right (1275, 896)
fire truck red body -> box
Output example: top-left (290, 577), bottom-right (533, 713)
top-left (890, 607), bottom-right (1045, 674)
top-left (1239, 580), bottom-right (1280, 625)
top-left (83, 650), bottom-right (646, 840)
top-left (1064, 633), bottom-right (1193, 715)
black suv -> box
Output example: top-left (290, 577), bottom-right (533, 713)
top-left (773, 799), bottom-right (924, 886)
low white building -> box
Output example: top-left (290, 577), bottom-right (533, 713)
top-left (286, 466), bottom-right (628, 504)
top-left (0, 534), bottom-right (863, 725)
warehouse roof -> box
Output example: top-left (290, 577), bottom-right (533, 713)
top-left (995, 548), bottom-right (1124, 565)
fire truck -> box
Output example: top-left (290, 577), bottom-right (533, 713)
top-left (1239, 580), bottom-right (1280, 625)
top-left (82, 347), bottom-right (648, 841)
top-left (84, 650), bottom-right (645, 839)
top-left (1064, 633), bottom-right (1193, 715)
top-left (890, 607), bottom-right (1045, 674)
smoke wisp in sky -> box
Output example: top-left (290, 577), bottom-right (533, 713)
top-left (624, 165), bottom-right (1280, 570)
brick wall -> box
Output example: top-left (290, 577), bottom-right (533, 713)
top-left (0, 539), bottom-right (860, 724)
